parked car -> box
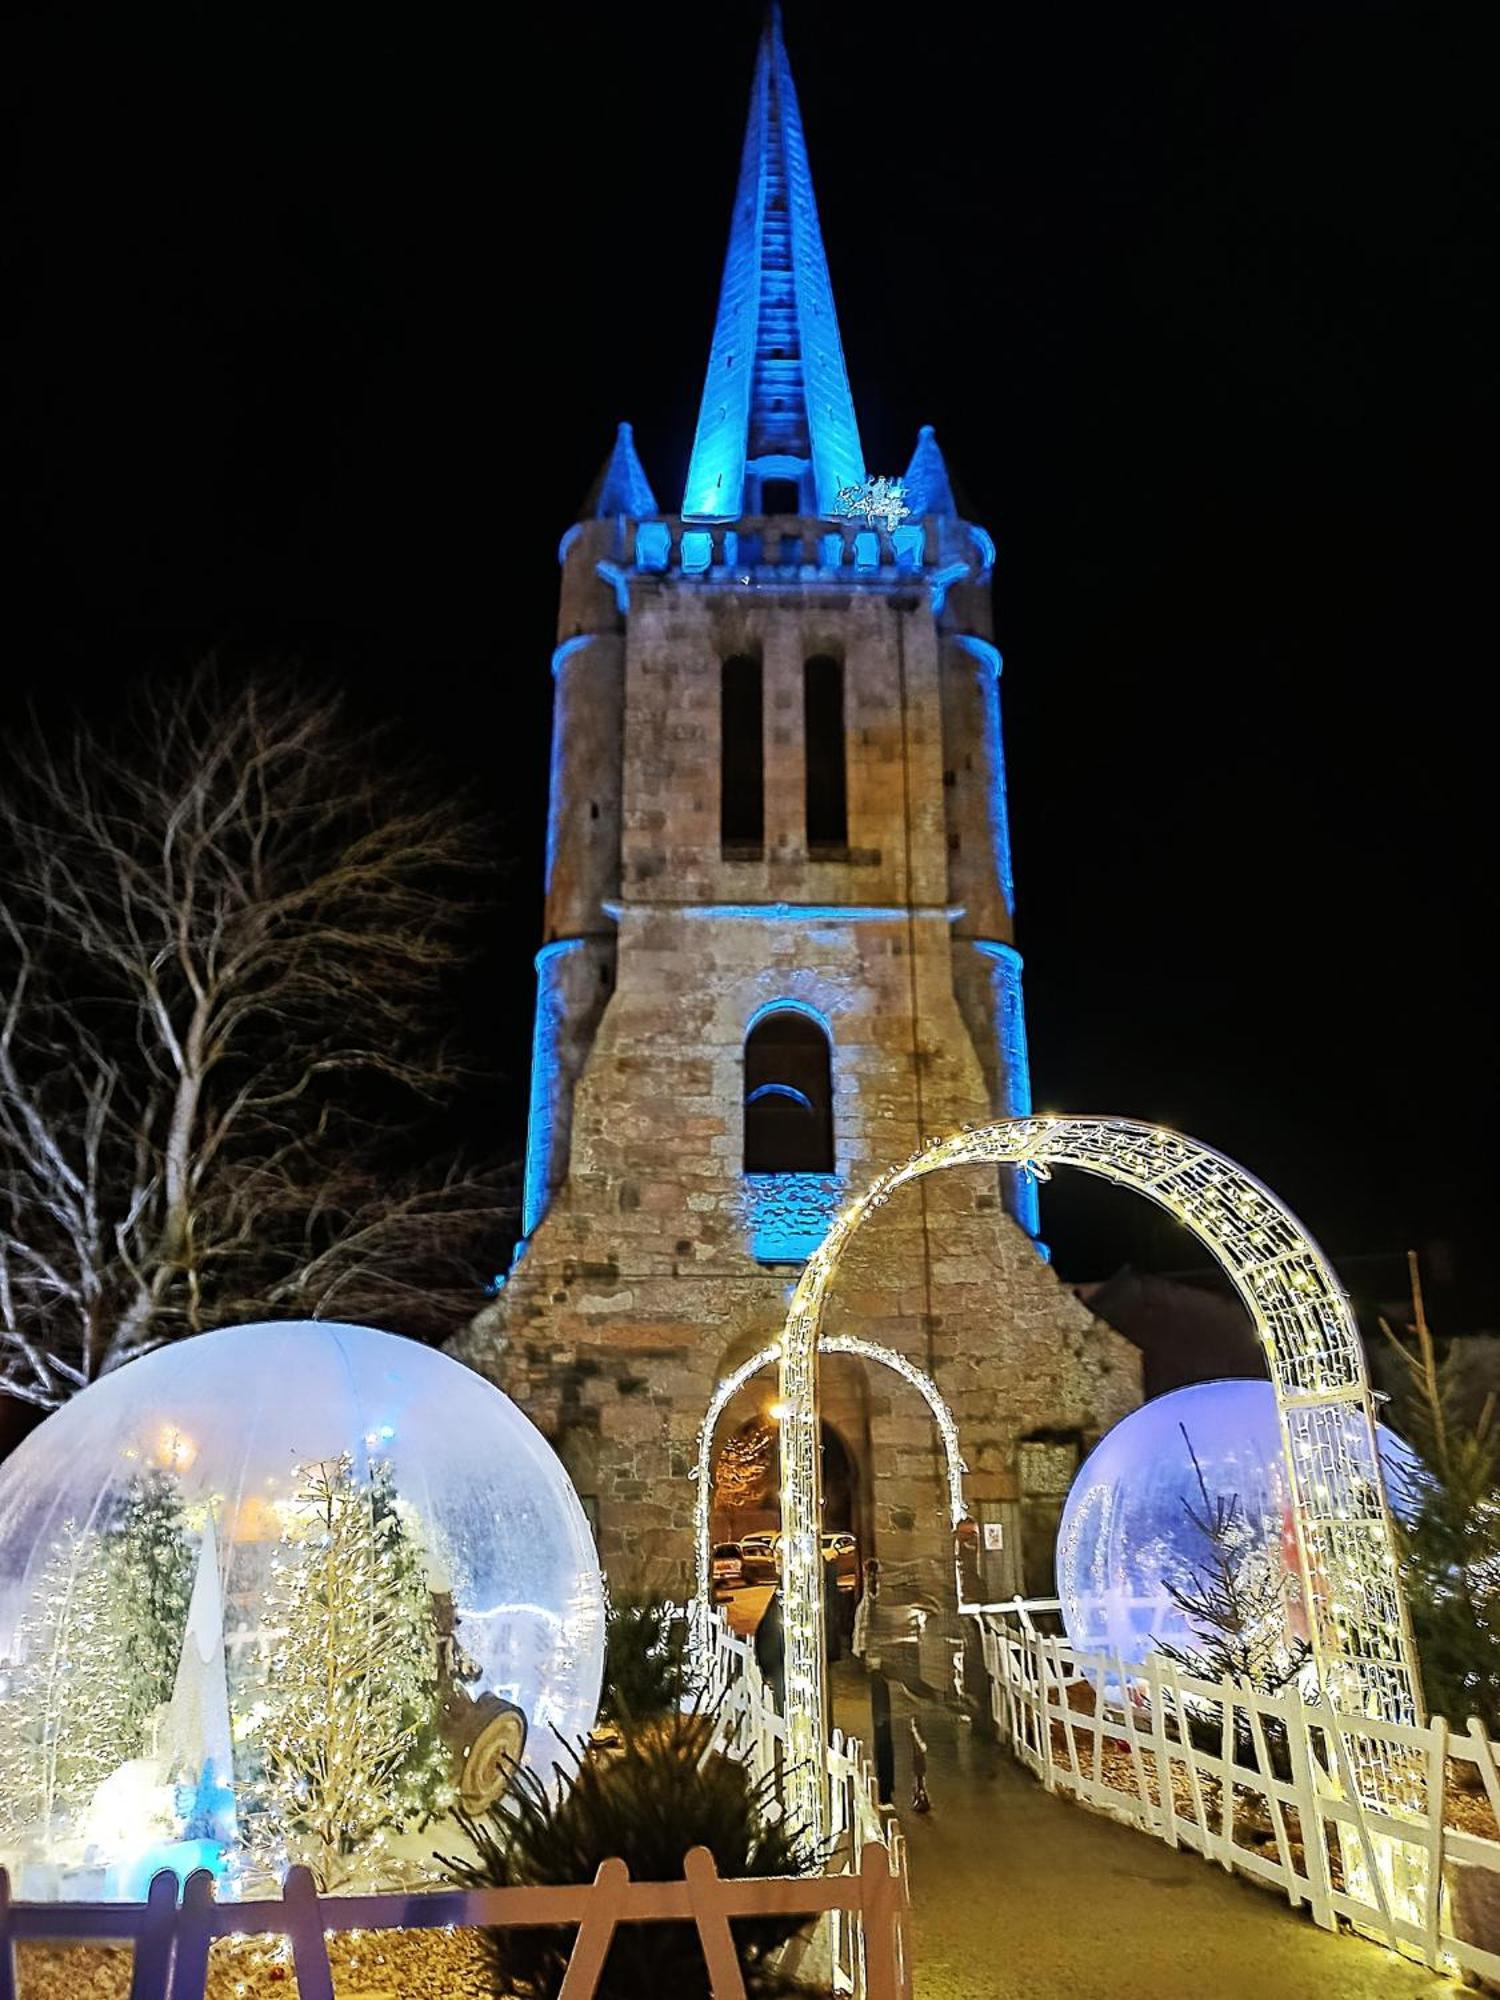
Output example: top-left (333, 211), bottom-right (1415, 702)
top-left (711, 1542), bottom-right (745, 1595)
top-left (737, 1532), bottom-right (779, 1582)
top-left (822, 1531), bottom-right (859, 1590)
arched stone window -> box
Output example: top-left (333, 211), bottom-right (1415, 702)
top-left (744, 1008), bottom-right (834, 1174)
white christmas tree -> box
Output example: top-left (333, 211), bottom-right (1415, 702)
top-left (242, 1453), bottom-right (447, 1890)
top-left (0, 1521), bottom-right (141, 1848)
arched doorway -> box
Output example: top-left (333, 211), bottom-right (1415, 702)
top-left (694, 1335), bottom-right (969, 1636)
top-left (707, 1397), bottom-right (863, 1641)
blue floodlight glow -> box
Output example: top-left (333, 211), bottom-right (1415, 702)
top-left (746, 1083), bottom-right (815, 1111)
top-left (635, 520), bottom-right (671, 571)
top-left (746, 994), bottom-right (833, 1035)
top-left (928, 562), bottom-right (970, 618)
top-left (551, 634), bottom-right (595, 679)
top-left (681, 10), bottom-right (864, 518)
top-left (971, 941), bottom-right (1038, 1237)
top-left (681, 530), bottom-right (714, 573)
top-left (522, 939), bottom-right (587, 1238)
top-left (595, 562), bottom-right (630, 616)
top-left (853, 531), bottom-right (879, 569)
top-left (743, 1172), bottom-right (845, 1264)
top-left (953, 635), bottom-right (1015, 917)
top-left (676, 902), bottom-right (961, 924)
top-left (892, 524), bottom-right (925, 569)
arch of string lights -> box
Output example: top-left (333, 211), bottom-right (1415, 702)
top-left (692, 1333), bottom-right (969, 1635)
top-left (771, 1115), bottom-right (1424, 1855)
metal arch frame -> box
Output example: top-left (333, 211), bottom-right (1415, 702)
top-left (693, 1334), bottom-right (970, 1637)
top-left (773, 1115), bottom-right (1424, 1854)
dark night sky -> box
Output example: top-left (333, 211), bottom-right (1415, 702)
top-left (3, 3), bottom-right (1494, 1323)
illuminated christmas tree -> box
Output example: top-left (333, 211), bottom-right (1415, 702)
top-left (0, 1523), bottom-right (139, 1844)
top-left (0, 1470), bottom-right (193, 1851)
top-left (244, 1453), bottom-right (447, 1889)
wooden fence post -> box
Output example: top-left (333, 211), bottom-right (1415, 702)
top-left (1218, 1675), bottom-right (1236, 1869)
top-left (0, 1867), bottom-right (16, 2000)
top-left (166, 1868), bottom-right (216, 2000)
top-left (127, 1869), bottom-right (179, 2000)
top-left (683, 1845), bottom-right (748, 2000)
top-left (280, 1867), bottom-right (335, 2000)
top-left (1148, 1658), bottom-right (1178, 1847)
top-left (858, 1840), bottom-right (901, 2000)
top-left (558, 1855), bottom-right (630, 2000)
top-left (1284, 1690), bottom-right (1336, 1930)
top-left (1422, 1715), bottom-right (1450, 1969)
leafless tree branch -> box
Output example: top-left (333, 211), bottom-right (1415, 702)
top-left (0, 664), bottom-right (512, 1406)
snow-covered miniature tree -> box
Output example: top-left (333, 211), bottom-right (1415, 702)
top-left (244, 1453), bottom-right (447, 1889)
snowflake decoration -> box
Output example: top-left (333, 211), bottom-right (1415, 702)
top-left (831, 475), bottom-right (910, 533)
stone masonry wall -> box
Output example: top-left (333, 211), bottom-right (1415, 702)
top-left (458, 573), bottom-right (1140, 1596)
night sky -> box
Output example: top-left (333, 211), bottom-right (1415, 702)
top-left (4, 4), bottom-right (1493, 1326)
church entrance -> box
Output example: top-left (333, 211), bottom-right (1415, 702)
top-left (709, 1414), bottom-right (862, 1643)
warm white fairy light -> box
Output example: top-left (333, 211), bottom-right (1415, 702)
top-left (769, 1115), bottom-right (1424, 1860)
top-left (692, 1335), bottom-right (970, 1635)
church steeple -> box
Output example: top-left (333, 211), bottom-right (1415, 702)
top-left (682, 5), bottom-right (864, 520)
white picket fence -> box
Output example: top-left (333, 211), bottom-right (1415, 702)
top-left (967, 1597), bottom-right (1500, 1982)
top-left (0, 1614), bottom-right (911, 2000)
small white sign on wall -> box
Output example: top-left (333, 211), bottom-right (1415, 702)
top-left (983, 1520), bottom-right (1005, 1552)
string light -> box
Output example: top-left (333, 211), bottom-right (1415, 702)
top-left (766, 1114), bottom-right (1424, 1862)
top-left (692, 1336), bottom-right (970, 1637)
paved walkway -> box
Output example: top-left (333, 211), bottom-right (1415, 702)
top-left (827, 1665), bottom-right (1462, 2000)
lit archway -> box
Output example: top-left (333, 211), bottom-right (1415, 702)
top-left (773, 1116), bottom-right (1423, 1852)
top-left (694, 1333), bottom-right (969, 1635)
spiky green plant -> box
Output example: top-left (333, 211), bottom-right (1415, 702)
top-left (597, 1591), bottom-right (698, 1727)
top-left (438, 1704), bottom-right (827, 1999)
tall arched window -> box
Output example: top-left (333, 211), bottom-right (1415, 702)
top-left (744, 1008), bottom-right (834, 1173)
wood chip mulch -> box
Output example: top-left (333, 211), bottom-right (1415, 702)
top-left (17, 1927), bottom-right (497, 2000)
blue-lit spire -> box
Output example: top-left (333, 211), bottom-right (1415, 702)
top-left (583, 421), bottom-right (658, 519)
top-left (904, 424), bottom-right (959, 518)
top-left (682, 6), bottom-right (864, 519)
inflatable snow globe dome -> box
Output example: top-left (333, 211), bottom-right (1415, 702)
top-left (0, 1321), bottom-right (605, 1900)
top-left (1056, 1377), bottom-right (1420, 1674)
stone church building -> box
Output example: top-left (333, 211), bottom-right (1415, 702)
top-left (459, 11), bottom-right (1139, 1601)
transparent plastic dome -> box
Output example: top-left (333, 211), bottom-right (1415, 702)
top-left (0, 1322), bottom-right (605, 1900)
top-left (1057, 1378), bottom-right (1420, 1671)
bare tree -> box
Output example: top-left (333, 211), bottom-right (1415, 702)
top-left (0, 667), bottom-right (508, 1407)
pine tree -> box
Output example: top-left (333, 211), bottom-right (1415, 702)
top-left (110, 1467), bottom-right (195, 1745)
top-left (0, 1522), bottom-right (140, 1845)
top-left (1380, 1253), bottom-right (1500, 1731)
top-left (244, 1453), bottom-right (446, 1889)
top-left (1151, 1428), bottom-right (1313, 1697)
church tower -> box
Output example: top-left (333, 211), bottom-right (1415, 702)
top-left (460, 10), bottom-right (1139, 1596)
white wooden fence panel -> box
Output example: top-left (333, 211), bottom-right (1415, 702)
top-left (964, 1596), bottom-right (1500, 1980)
